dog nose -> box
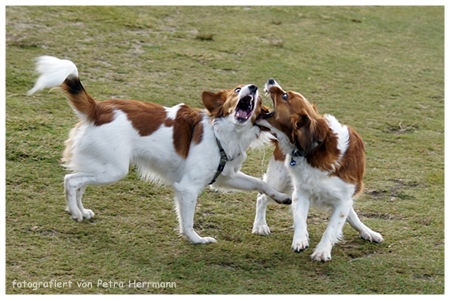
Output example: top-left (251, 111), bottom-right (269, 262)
top-left (268, 78), bottom-right (275, 85)
top-left (248, 84), bottom-right (257, 92)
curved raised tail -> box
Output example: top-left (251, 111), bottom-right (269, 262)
top-left (28, 56), bottom-right (96, 122)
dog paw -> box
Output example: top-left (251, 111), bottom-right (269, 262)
top-left (292, 240), bottom-right (309, 253)
top-left (70, 211), bottom-right (83, 222)
top-left (311, 249), bottom-right (332, 262)
top-left (81, 209), bottom-right (95, 220)
top-left (252, 224), bottom-right (271, 235)
top-left (360, 231), bottom-right (384, 243)
top-left (196, 236), bottom-right (217, 244)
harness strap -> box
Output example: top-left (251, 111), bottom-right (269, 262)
top-left (208, 138), bottom-right (230, 185)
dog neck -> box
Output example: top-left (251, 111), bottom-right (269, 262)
top-left (208, 137), bottom-right (231, 185)
top-left (211, 115), bottom-right (260, 160)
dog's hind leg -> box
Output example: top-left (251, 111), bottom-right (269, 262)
top-left (64, 167), bottom-right (128, 222)
top-left (65, 174), bottom-right (96, 222)
top-left (346, 207), bottom-right (384, 243)
top-left (173, 184), bottom-right (217, 244)
top-left (310, 200), bottom-right (353, 262)
top-left (65, 185), bottom-right (87, 216)
top-left (75, 185), bottom-right (95, 219)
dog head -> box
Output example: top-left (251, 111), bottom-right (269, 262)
top-left (202, 84), bottom-right (263, 126)
top-left (257, 78), bottom-right (329, 157)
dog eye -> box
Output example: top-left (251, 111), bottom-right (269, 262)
top-left (282, 93), bottom-right (288, 100)
top-left (234, 88), bottom-right (241, 93)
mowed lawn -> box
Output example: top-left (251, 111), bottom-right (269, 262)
top-left (5, 6), bottom-right (444, 294)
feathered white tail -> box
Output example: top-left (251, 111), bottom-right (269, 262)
top-left (27, 55), bottom-right (97, 122)
top-left (27, 56), bottom-right (79, 96)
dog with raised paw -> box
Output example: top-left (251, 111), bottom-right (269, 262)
top-left (27, 56), bottom-right (291, 244)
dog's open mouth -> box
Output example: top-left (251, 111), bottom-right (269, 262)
top-left (235, 95), bottom-right (255, 123)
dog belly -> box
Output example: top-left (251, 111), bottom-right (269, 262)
top-left (132, 125), bottom-right (193, 184)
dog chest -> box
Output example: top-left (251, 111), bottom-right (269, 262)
top-left (287, 157), bottom-right (355, 205)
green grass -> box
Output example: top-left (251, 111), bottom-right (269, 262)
top-left (5, 6), bottom-right (444, 294)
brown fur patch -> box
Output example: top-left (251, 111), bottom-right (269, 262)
top-left (172, 105), bottom-right (204, 159)
top-left (272, 140), bottom-right (286, 161)
top-left (94, 100), bottom-right (167, 136)
top-left (164, 118), bottom-right (174, 127)
top-left (192, 122), bottom-right (204, 145)
top-left (292, 115), bottom-right (341, 171)
top-left (61, 77), bottom-right (169, 135)
top-left (331, 126), bottom-right (366, 196)
top-left (61, 78), bottom-right (97, 121)
top-left (252, 96), bottom-right (264, 124)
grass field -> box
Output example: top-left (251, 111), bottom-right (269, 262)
top-left (5, 6), bottom-right (444, 294)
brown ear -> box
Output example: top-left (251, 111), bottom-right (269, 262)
top-left (202, 91), bottom-right (225, 114)
top-left (292, 112), bottom-right (310, 130)
top-left (292, 112), bottom-right (325, 156)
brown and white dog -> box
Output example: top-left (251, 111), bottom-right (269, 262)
top-left (27, 56), bottom-right (291, 244)
top-left (254, 78), bottom-right (383, 261)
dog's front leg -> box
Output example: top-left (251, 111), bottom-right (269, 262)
top-left (252, 156), bottom-right (292, 235)
top-left (252, 194), bottom-right (272, 235)
top-left (217, 172), bottom-right (291, 204)
top-left (173, 185), bottom-right (217, 244)
top-left (291, 190), bottom-right (310, 253)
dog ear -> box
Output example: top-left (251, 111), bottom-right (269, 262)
top-left (202, 91), bottom-right (226, 114)
top-left (291, 112), bottom-right (325, 156)
top-left (292, 112), bottom-right (310, 130)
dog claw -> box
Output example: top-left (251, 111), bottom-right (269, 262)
top-left (292, 241), bottom-right (309, 253)
top-left (293, 245), bottom-right (308, 253)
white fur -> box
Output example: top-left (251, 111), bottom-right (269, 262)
top-left (29, 56), bottom-right (291, 245)
top-left (28, 56), bottom-right (78, 96)
top-left (326, 114), bottom-right (349, 169)
top-left (254, 80), bottom-right (383, 261)
top-left (252, 153), bottom-right (293, 235)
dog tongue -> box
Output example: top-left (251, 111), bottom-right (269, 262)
top-left (236, 109), bottom-right (249, 120)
